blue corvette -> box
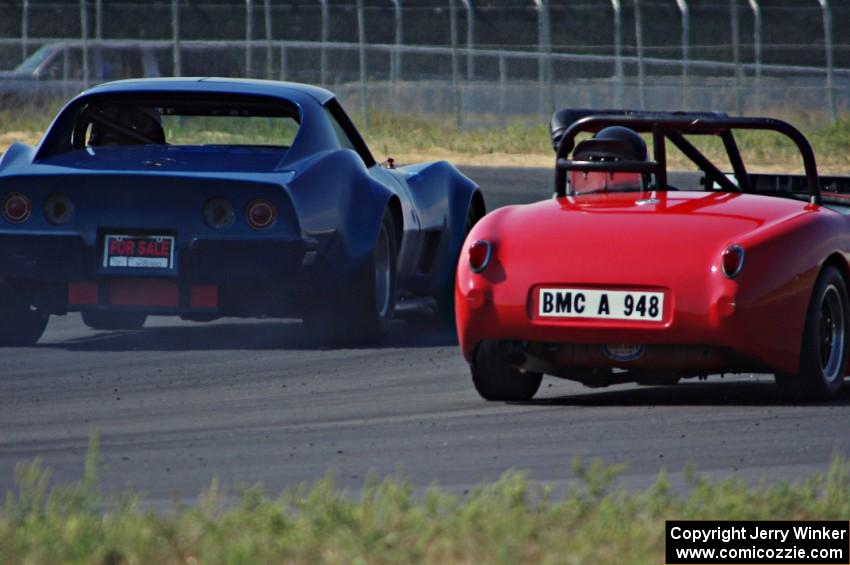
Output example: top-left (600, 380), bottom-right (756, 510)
top-left (0, 78), bottom-right (484, 345)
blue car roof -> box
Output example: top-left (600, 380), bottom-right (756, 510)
top-left (81, 77), bottom-right (335, 105)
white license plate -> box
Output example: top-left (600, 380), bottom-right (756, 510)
top-left (538, 288), bottom-right (664, 321)
top-left (103, 235), bottom-right (175, 270)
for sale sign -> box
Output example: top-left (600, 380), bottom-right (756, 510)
top-left (103, 234), bottom-right (175, 269)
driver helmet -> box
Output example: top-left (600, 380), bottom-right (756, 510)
top-left (573, 125), bottom-right (648, 162)
top-left (570, 126), bottom-right (648, 194)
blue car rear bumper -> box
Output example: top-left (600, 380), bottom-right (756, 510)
top-left (0, 231), bottom-right (320, 317)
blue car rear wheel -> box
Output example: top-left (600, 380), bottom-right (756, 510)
top-left (0, 286), bottom-right (48, 346)
top-left (304, 208), bottom-right (398, 345)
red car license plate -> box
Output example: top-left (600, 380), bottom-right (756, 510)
top-left (103, 234), bottom-right (175, 270)
top-left (538, 287), bottom-right (664, 322)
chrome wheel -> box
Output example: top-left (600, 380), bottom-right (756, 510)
top-left (818, 284), bottom-right (845, 383)
top-left (374, 224), bottom-right (392, 318)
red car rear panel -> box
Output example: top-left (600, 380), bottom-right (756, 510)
top-left (456, 190), bottom-right (850, 375)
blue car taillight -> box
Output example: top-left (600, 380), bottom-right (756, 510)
top-left (2, 192), bottom-right (32, 224)
top-left (43, 193), bottom-right (75, 225)
top-left (246, 199), bottom-right (276, 230)
top-left (203, 198), bottom-right (235, 229)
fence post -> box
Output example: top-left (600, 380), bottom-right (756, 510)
top-left (498, 52), bottom-right (507, 127)
top-left (731, 0), bottom-right (742, 115)
top-left (748, 0), bottom-right (761, 113)
top-left (21, 0), bottom-right (29, 61)
top-left (172, 0), bottom-right (181, 76)
top-left (611, 0), bottom-right (622, 107)
top-left (63, 41), bottom-right (70, 98)
top-left (818, 0), bottom-right (836, 122)
top-left (95, 0), bottom-right (102, 80)
top-left (389, 0), bottom-right (402, 83)
top-left (358, 0), bottom-right (368, 129)
top-left (80, 0), bottom-right (89, 87)
top-left (245, 0), bottom-right (254, 77)
top-left (449, 0), bottom-right (461, 129)
top-left (264, 0), bottom-right (273, 79)
top-left (389, 0), bottom-right (403, 111)
top-left (633, 0), bottom-right (645, 110)
top-left (459, 0), bottom-right (474, 80)
top-left (533, 0), bottom-right (552, 117)
top-left (95, 0), bottom-right (102, 40)
top-left (319, 0), bottom-right (328, 85)
top-left (280, 45), bottom-right (287, 81)
top-left (675, 0), bottom-right (689, 109)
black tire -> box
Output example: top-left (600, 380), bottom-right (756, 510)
top-left (0, 296), bottom-right (48, 347)
top-left (304, 209), bottom-right (398, 345)
top-left (471, 340), bottom-right (543, 401)
top-left (775, 265), bottom-right (848, 401)
top-left (82, 311), bottom-right (147, 331)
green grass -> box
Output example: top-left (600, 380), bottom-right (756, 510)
top-left (0, 101), bottom-right (553, 157)
top-left (162, 116), bottom-right (300, 147)
top-left (1, 434), bottom-right (849, 564)
top-left (3, 101), bottom-right (850, 171)
top-left (362, 111), bottom-right (552, 157)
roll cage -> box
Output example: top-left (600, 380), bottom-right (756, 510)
top-left (551, 110), bottom-right (822, 205)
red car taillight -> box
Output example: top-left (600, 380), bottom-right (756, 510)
top-left (469, 240), bottom-right (492, 273)
top-left (43, 193), bottom-right (74, 225)
top-left (2, 193), bottom-right (32, 224)
top-left (204, 198), bottom-right (235, 229)
top-left (721, 245), bottom-right (745, 278)
top-left (246, 199), bottom-right (276, 230)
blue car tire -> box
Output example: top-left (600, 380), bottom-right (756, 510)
top-left (0, 286), bottom-right (48, 347)
top-left (305, 208), bottom-right (398, 345)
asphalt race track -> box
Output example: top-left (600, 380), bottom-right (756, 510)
top-left (1, 166), bottom-right (848, 504)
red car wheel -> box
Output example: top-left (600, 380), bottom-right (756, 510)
top-left (471, 340), bottom-right (542, 401)
top-left (775, 265), bottom-right (849, 401)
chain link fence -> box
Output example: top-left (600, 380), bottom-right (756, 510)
top-left (1, 0), bottom-right (849, 129)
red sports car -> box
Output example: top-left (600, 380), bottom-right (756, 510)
top-left (456, 110), bottom-right (850, 401)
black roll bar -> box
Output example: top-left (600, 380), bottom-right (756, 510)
top-left (553, 115), bottom-right (821, 205)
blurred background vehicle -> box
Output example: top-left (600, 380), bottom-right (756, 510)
top-left (1, 42), bottom-right (159, 101)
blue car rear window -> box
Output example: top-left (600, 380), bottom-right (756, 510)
top-left (39, 93), bottom-right (302, 171)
